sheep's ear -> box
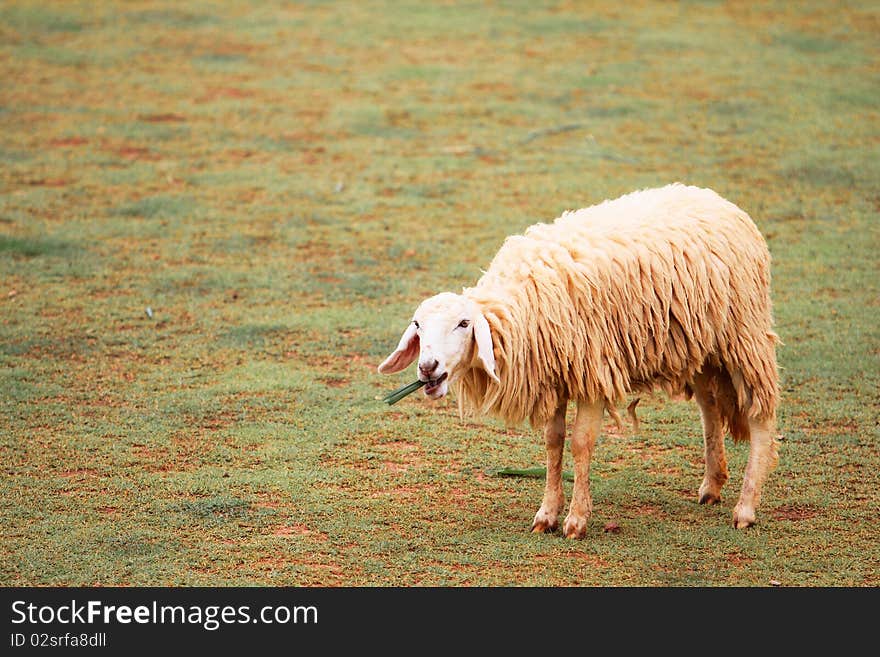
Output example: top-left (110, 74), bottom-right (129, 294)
top-left (377, 323), bottom-right (419, 374)
top-left (473, 312), bottom-right (500, 383)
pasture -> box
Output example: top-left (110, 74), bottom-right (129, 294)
top-left (1, 1), bottom-right (878, 585)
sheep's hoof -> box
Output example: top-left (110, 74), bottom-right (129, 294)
top-left (530, 509), bottom-right (559, 534)
top-left (562, 514), bottom-right (588, 540)
top-left (698, 479), bottom-right (723, 505)
top-left (732, 504), bottom-right (756, 529)
top-left (530, 520), bottom-right (557, 534)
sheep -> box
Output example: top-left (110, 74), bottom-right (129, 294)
top-left (378, 183), bottom-right (780, 538)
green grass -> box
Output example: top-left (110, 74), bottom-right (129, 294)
top-left (1, 0), bottom-right (878, 587)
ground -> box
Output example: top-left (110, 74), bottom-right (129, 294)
top-left (1, 1), bottom-right (878, 586)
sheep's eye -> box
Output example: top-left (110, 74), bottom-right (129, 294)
top-left (413, 320), bottom-right (419, 329)
top-left (457, 319), bottom-right (470, 329)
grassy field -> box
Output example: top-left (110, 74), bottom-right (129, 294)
top-left (1, 1), bottom-right (878, 586)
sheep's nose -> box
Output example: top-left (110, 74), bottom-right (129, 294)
top-left (419, 359), bottom-right (439, 377)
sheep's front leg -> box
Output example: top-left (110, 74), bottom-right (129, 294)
top-left (563, 400), bottom-right (604, 539)
top-left (531, 400), bottom-right (568, 533)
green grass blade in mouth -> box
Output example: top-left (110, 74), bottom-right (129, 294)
top-left (382, 379), bottom-right (426, 405)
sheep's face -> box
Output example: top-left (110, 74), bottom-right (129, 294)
top-left (378, 292), bottom-right (499, 400)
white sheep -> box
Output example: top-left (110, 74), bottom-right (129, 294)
top-left (379, 184), bottom-right (780, 538)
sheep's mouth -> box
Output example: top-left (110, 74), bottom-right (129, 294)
top-left (423, 372), bottom-right (448, 396)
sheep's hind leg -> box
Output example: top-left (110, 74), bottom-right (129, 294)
top-left (562, 400), bottom-right (604, 540)
top-left (733, 416), bottom-right (778, 529)
top-left (531, 400), bottom-right (567, 533)
top-left (693, 376), bottom-right (729, 505)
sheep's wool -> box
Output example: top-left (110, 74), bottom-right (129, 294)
top-left (456, 184), bottom-right (779, 430)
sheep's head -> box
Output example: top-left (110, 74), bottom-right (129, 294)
top-left (377, 292), bottom-right (499, 399)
